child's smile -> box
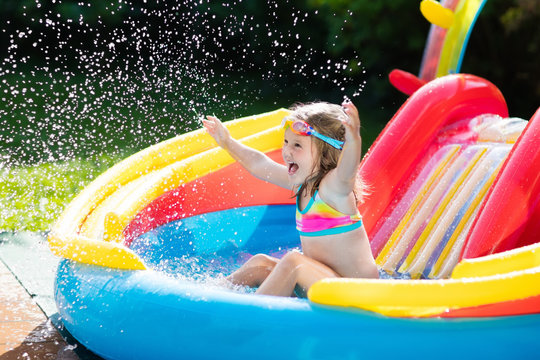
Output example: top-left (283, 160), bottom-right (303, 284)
top-left (287, 161), bottom-right (299, 176)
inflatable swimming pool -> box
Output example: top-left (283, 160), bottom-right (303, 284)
top-left (49, 73), bottom-right (540, 359)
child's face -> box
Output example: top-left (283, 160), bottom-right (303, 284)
top-left (282, 129), bottom-right (319, 185)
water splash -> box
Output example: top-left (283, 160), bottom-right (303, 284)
top-left (1, 0), bottom-right (366, 167)
top-left (1, 0), bottom-right (367, 234)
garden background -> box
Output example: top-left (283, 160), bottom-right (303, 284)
top-left (1, 0), bottom-right (539, 232)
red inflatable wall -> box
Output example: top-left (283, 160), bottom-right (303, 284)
top-left (461, 107), bottom-right (540, 258)
top-left (124, 150), bottom-right (295, 245)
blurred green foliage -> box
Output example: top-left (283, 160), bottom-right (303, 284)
top-left (2, 0), bottom-right (538, 152)
top-left (464, 0), bottom-right (540, 118)
top-left (300, 0), bottom-right (539, 119)
top-left (1, 0), bottom-right (539, 231)
top-left (3, 0), bottom-right (537, 115)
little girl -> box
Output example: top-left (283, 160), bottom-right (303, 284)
top-left (202, 101), bottom-right (378, 297)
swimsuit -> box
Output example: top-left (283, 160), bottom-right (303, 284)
top-left (296, 189), bottom-right (363, 237)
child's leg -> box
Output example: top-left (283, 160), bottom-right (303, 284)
top-left (256, 251), bottom-right (339, 297)
top-left (227, 254), bottom-right (279, 288)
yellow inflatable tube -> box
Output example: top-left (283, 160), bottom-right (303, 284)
top-left (48, 233), bottom-right (147, 270)
top-left (52, 109), bottom-right (288, 236)
top-left (308, 242), bottom-right (540, 317)
top-left (48, 109), bottom-right (290, 270)
top-left (308, 265), bottom-right (540, 317)
top-left (79, 126), bottom-right (286, 240)
top-left (451, 242), bottom-right (540, 278)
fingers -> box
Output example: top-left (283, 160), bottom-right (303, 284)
top-left (201, 118), bottom-right (214, 132)
top-left (201, 115), bottom-right (220, 132)
top-left (202, 115), bottom-right (230, 148)
top-left (342, 102), bottom-right (359, 120)
top-left (341, 101), bottom-right (360, 129)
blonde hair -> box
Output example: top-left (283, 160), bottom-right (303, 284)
top-left (289, 102), bottom-right (367, 204)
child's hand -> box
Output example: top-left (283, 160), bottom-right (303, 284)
top-left (202, 115), bottom-right (231, 148)
top-left (341, 101), bottom-right (361, 142)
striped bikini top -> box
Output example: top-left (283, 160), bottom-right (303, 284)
top-left (296, 189), bottom-right (363, 237)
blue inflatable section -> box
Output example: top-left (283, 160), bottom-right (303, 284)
top-left (55, 259), bottom-right (540, 360)
top-left (54, 204), bottom-right (540, 359)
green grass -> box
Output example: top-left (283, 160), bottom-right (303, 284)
top-left (0, 154), bottom-right (123, 232)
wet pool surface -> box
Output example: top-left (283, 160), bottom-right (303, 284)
top-left (0, 232), bottom-right (101, 359)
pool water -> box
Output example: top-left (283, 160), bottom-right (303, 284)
top-left (130, 204), bottom-right (300, 282)
top-left (129, 203), bottom-right (408, 291)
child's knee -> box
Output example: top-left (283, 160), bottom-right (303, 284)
top-left (248, 254), bottom-right (278, 269)
top-left (279, 252), bottom-right (303, 272)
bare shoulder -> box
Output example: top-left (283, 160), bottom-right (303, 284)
top-left (318, 171), bottom-right (357, 214)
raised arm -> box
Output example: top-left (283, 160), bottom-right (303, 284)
top-left (202, 116), bottom-right (291, 189)
top-left (323, 102), bottom-right (362, 197)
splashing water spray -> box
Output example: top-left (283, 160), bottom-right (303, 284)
top-left (1, 0), bottom-right (366, 232)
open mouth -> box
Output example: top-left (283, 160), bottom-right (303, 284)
top-left (288, 162), bottom-right (299, 175)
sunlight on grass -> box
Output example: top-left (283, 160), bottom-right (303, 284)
top-left (0, 155), bottom-right (123, 232)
